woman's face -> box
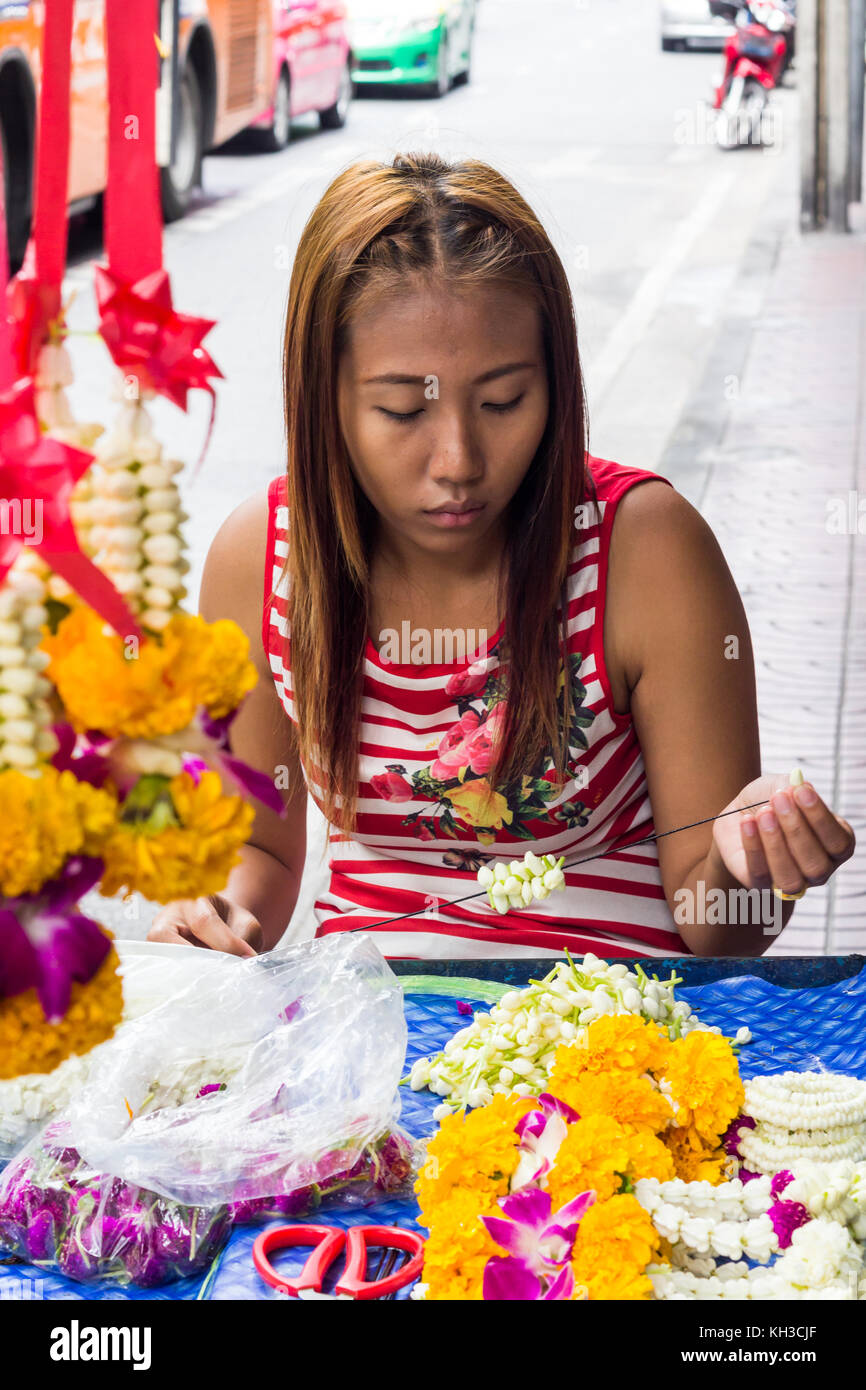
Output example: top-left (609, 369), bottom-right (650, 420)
top-left (337, 279), bottom-right (549, 559)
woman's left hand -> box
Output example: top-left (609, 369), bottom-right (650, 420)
top-left (711, 773), bottom-right (856, 897)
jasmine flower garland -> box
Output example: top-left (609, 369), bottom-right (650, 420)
top-left (410, 950), bottom-right (750, 1116)
top-left (738, 1072), bottom-right (866, 1174)
top-left (647, 1221), bottom-right (865, 1300)
top-left (477, 851), bottom-right (566, 912)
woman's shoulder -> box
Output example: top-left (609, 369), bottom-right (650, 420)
top-left (585, 452), bottom-right (674, 509)
top-left (200, 486), bottom-right (273, 636)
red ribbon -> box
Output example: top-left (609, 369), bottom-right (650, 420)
top-left (93, 265), bottom-right (223, 475)
top-left (100, 0), bottom-right (223, 475)
top-left (2, 0), bottom-right (73, 385)
top-left (0, 377), bottom-right (141, 641)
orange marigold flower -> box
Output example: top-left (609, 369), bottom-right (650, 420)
top-left (571, 1194), bottom-right (662, 1301)
top-left (621, 1127), bottom-right (677, 1184)
top-left (545, 1114), bottom-right (633, 1210)
top-left (661, 1030), bottom-right (745, 1143)
top-left (415, 1093), bottom-right (534, 1222)
top-left (99, 771), bottom-right (255, 902)
top-left (552, 1068), bottom-right (674, 1135)
top-left (0, 943), bottom-right (123, 1079)
top-left (421, 1189), bottom-right (505, 1301)
top-left (43, 608), bottom-right (256, 738)
top-left (663, 1124), bottom-right (731, 1184)
top-left (549, 1014), bottom-right (669, 1093)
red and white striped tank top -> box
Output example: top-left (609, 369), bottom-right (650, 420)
top-left (262, 455), bottom-right (688, 960)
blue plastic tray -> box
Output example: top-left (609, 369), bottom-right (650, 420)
top-left (3, 963), bottom-right (865, 1301)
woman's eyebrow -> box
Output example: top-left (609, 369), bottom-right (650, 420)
top-left (361, 361), bottom-right (537, 386)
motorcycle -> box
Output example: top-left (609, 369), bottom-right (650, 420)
top-left (709, 0), bottom-right (796, 149)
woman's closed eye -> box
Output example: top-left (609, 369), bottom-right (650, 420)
top-left (376, 393), bottom-right (526, 424)
top-left (483, 392), bottom-right (525, 414)
top-left (376, 406), bottom-right (424, 423)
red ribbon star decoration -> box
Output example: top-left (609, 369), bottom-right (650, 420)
top-left (93, 265), bottom-right (224, 475)
top-left (0, 377), bottom-right (142, 640)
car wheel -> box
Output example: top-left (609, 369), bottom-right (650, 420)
top-left (661, 36), bottom-right (676, 51)
top-left (160, 64), bottom-right (203, 223)
top-left (258, 68), bottom-right (292, 150)
top-left (427, 29), bottom-right (451, 97)
top-left (319, 61), bottom-right (352, 129)
top-left (0, 115), bottom-right (31, 270)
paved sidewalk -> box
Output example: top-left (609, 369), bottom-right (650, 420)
top-left (659, 209), bottom-right (866, 955)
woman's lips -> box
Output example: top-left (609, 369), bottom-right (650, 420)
top-left (423, 503), bottom-right (486, 529)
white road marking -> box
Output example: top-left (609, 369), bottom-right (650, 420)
top-left (586, 166), bottom-right (737, 408)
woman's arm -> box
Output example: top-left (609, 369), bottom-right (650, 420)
top-left (605, 479), bottom-right (779, 955)
top-left (148, 490), bottom-right (308, 954)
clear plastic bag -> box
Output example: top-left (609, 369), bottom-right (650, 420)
top-left (63, 934), bottom-right (408, 1207)
top-left (0, 1119), bottom-right (231, 1287)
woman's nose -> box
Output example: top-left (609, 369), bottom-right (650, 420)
top-left (427, 412), bottom-right (484, 485)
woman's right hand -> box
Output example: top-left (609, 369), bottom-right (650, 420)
top-left (147, 894), bottom-right (264, 956)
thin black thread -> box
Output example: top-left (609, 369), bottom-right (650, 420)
top-left (342, 798), bottom-right (771, 933)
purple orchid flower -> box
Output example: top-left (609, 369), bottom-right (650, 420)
top-left (511, 1092), bottom-right (580, 1190)
top-left (482, 1186), bottom-right (596, 1275)
top-left (481, 1186), bottom-right (596, 1300)
top-left (197, 708), bottom-right (287, 815)
top-left (483, 1256), bottom-right (577, 1301)
top-left (182, 754), bottom-right (209, 786)
top-left (50, 723), bottom-right (112, 789)
top-left (0, 857), bottom-right (110, 1021)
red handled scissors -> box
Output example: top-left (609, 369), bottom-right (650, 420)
top-left (252, 1223), bottom-right (426, 1301)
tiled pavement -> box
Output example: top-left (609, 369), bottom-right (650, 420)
top-left (659, 214), bottom-right (866, 955)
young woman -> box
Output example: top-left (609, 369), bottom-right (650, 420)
top-left (149, 153), bottom-right (855, 961)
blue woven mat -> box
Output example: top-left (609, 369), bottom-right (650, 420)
top-left (3, 964), bottom-right (865, 1301)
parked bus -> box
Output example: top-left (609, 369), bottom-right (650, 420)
top-left (0, 1), bottom-right (281, 269)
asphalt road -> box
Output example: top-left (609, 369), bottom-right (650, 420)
top-left (61, 0), bottom-right (803, 941)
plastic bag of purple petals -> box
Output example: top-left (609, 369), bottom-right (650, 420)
top-left (0, 1122), bottom-right (415, 1286)
top-left (227, 1129), bottom-right (416, 1224)
top-left (0, 1120), bottom-right (231, 1287)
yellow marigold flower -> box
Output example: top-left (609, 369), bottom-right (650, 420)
top-left (415, 1093), bottom-right (534, 1222)
top-left (0, 767), bottom-right (117, 898)
top-left (421, 1188), bottom-right (504, 1301)
top-left (661, 1029), bottom-right (745, 1143)
top-left (551, 1069), bottom-right (674, 1135)
top-left (0, 943), bottom-right (123, 1079)
top-left (571, 1194), bottom-right (662, 1301)
top-left (174, 617), bottom-right (257, 718)
top-left (549, 1014), bottom-right (669, 1092)
top-left (99, 771), bottom-right (255, 903)
top-left (43, 609), bottom-right (256, 738)
top-left (663, 1125), bottom-right (730, 1184)
top-left (621, 1127), bottom-right (677, 1184)
top-left (545, 1114), bottom-right (632, 1210)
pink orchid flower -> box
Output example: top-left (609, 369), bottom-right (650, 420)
top-left (511, 1092), bottom-right (580, 1190)
top-left (482, 1185), bottom-right (596, 1300)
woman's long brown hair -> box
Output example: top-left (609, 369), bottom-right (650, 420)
top-left (281, 152), bottom-right (593, 835)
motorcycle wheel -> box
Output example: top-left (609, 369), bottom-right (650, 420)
top-left (716, 75), bottom-right (745, 148)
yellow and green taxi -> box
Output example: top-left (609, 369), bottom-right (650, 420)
top-left (348, 0), bottom-right (476, 97)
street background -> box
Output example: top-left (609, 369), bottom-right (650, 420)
top-left (61, 0), bottom-right (866, 954)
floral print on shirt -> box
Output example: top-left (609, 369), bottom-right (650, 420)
top-left (369, 651), bottom-right (597, 849)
